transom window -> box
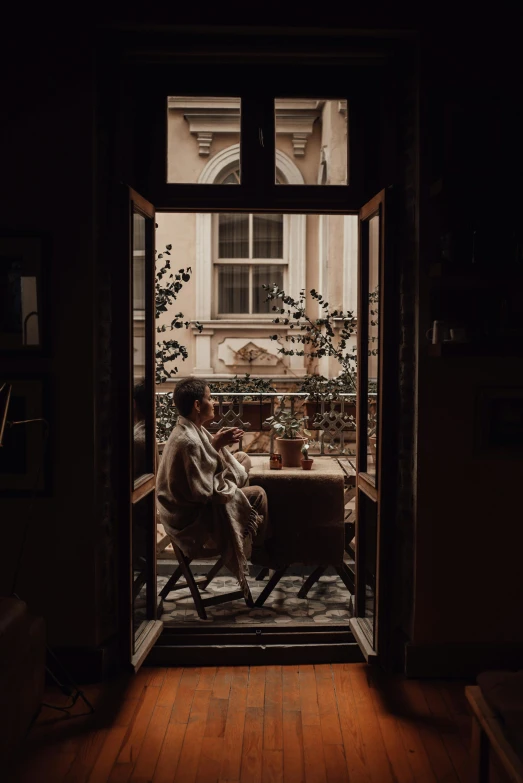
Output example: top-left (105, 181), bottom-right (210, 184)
top-left (215, 211), bottom-right (285, 316)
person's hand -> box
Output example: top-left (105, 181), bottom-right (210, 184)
top-left (212, 427), bottom-right (244, 451)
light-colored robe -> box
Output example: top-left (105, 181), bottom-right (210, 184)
top-left (156, 416), bottom-right (260, 595)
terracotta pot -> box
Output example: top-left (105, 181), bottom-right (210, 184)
top-left (213, 401), bottom-right (272, 431)
top-left (301, 458), bottom-right (314, 471)
top-left (276, 437), bottom-right (306, 467)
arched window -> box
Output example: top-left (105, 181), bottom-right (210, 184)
top-left (195, 146), bottom-right (305, 331)
top-left (214, 169), bottom-right (285, 317)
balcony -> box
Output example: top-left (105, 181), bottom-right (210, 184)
top-left (153, 390), bottom-right (375, 629)
top-left (156, 390), bottom-right (369, 457)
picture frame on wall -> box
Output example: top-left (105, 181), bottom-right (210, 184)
top-left (0, 233), bottom-right (48, 354)
top-left (475, 387), bottom-right (523, 458)
top-left (0, 376), bottom-right (51, 496)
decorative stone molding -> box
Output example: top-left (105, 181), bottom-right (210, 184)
top-left (193, 328), bottom-right (214, 376)
top-left (292, 132), bottom-right (309, 157)
top-left (276, 103), bottom-right (319, 158)
top-left (169, 97), bottom-right (320, 159)
top-left (196, 132), bottom-right (213, 156)
top-left (197, 144), bottom-right (305, 186)
top-left (218, 337), bottom-right (283, 368)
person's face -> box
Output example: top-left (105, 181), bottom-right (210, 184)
top-left (196, 386), bottom-right (216, 425)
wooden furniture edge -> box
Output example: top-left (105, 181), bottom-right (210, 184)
top-left (465, 685), bottom-right (523, 783)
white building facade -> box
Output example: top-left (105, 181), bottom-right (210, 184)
top-left (154, 97), bottom-right (358, 383)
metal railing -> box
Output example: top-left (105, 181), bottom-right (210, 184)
top-left (156, 390), bottom-right (377, 457)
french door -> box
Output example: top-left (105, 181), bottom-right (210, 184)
top-left (350, 188), bottom-right (395, 663)
top-left (114, 187), bottom-right (162, 670)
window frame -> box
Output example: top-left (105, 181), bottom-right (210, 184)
top-left (213, 212), bottom-right (287, 318)
top-left (139, 62), bottom-right (371, 212)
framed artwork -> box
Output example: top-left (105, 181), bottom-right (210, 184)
top-left (475, 387), bottom-right (523, 458)
top-left (0, 376), bottom-right (51, 495)
top-left (0, 233), bottom-right (48, 354)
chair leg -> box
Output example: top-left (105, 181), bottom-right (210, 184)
top-left (244, 583), bottom-right (254, 608)
top-left (254, 568), bottom-right (288, 607)
top-left (336, 562), bottom-right (355, 594)
top-left (201, 556), bottom-right (225, 590)
top-left (132, 570), bottom-right (147, 600)
top-left (298, 566), bottom-right (326, 599)
top-left (174, 547), bottom-right (207, 620)
top-left (256, 567), bottom-right (269, 581)
top-left (159, 562), bottom-right (185, 599)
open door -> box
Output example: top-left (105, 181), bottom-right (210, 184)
top-left (350, 188), bottom-right (395, 664)
top-left (114, 187), bottom-right (162, 671)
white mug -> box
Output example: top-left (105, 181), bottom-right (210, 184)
top-left (426, 320), bottom-right (446, 344)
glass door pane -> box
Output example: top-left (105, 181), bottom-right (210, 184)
top-left (133, 212), bottom-right (152, 480)
top-left (367, 214), bottom-right (380, 482)
top-left (274, 98), bottom-right (348, 185)
top-left (132, 493), bottom-right (156, 653)
top-left (351, 189), bottom-right (389, 663)
top-left (128, 192), bottom-right (162, 665)
top-left (167, 97), bottom-right (241, 184)
top-left (356, 491), bottom-right (378, 650)
top-left (358, 209), bottom-right (381, 484)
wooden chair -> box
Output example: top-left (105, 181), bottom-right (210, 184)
top-left (160, 541), bottom-right (254, 620)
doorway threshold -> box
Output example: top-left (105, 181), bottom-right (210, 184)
top-left (146, 624), bottom-right (364, 666)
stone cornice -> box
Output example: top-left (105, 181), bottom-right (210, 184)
top-left (169, 97), bottom-right (321, 157)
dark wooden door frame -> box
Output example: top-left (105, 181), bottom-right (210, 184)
top-left (101, 30), bottom-right (414, 663)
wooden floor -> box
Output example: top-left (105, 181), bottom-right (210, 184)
top-left (8, 664), bottom-right (478, 783)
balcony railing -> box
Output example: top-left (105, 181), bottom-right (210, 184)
top-left (156, 391), bottom-right (377, 457)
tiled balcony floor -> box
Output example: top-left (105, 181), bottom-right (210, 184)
top-left (156, 564), bottom-right (355, 627)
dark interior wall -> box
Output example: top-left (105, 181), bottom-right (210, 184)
top-left (411, 35), bottom-right (523, 657)
top-left (1, 11), bottom-right (521, 672)
top-left (0, 29), bottom-right (99, 647)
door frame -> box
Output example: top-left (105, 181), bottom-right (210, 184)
top-left (350, 187), bottom-right (399, 667)
top-left (112, 186), bottom-right (163, 671)
top-left (101, 33), bottom-right (414, 666)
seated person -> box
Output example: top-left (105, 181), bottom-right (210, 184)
top-left (156, 377), bottom-right (269, 595)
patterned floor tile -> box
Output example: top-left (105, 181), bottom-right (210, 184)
top-left (156, 570), bottom-right (354, 627)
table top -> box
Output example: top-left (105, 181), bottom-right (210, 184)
top-left (249, 455), bottom-right (345, 479)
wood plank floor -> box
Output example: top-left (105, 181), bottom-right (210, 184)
top-left (7, 664), bottom-right (478, 783)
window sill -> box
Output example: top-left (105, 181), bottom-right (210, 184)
top-left (191, 319), bottom-right (289, 331)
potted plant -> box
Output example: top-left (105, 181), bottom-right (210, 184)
top-left (210, 374), bottom-right (276, 431)
top-left (261, 282), bottom-right (378, 445)
top-left (300, 441), bottom-right (314, 470)
top-left (265, 408), bottom-right (308, 467)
